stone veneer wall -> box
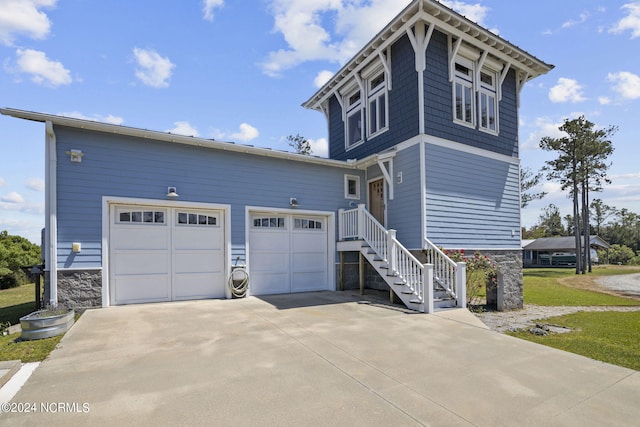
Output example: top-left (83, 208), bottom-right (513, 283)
top-left (44, 270), bottom-right (102, 309)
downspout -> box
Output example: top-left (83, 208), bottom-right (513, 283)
top-left (45, 121), bottom-right (58, 306)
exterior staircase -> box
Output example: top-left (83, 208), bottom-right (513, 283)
top-left (338, 205), bottom-right (466, 313)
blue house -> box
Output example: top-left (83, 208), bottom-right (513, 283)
top-left (1, 0), bottom-right (552, 312)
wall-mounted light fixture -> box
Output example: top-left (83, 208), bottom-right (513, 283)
top-left (290, 197), bottom-right (299, 207)
top-left (166, 187), bottom-right (179, 199)
top-left (72, 242), bottom-right (81, 253)
top-left (66, 149), bottom-right (83, 163)
top-left (396, 171), bottom-right (403, 184)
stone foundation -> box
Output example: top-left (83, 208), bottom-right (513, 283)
top-left (44, 270), bottom-right (102, 309)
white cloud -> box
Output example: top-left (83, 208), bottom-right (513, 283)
top-left (167, 121), bottom-right (199, 137)
top-left (548, 78), bottom-right (586, 103)
top-left (308, 137), bottom-right (328, 157)
top-left (610, 2), bottom-right (640, 39)
top-left (314, 70), bottom-right (334, 88)
top-left (261, 1), bottom-right (493, 77)
top-left (607, 71), bottom-right (640, 100)
top-left (132, 48), bottom-right (175, 88)
top-left (0, 177), bottom-right (6, 187)
top-left (440, 1), bottom-right (490, 25)
top-left (58, 111), bottom-right (124, 125)
top-left (598, 96), bottom-right (612, 105)
top-left (202, 0), bottom-right (224, 21)
top-left (13, 48), bottom-right (71, 87)
top-left (230, 123), bottom-right (259, 142)
top-left (26, 178), bottom-right (44, 192)
top-left (0, 0), bottom-right (56, 46)
top-left (521, 116), bottom-right (567, 150)
top-left (1, 191), bottom-right (25, 204)
top-left (561, 11), bottom-right (590, 29)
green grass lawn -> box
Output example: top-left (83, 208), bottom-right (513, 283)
top-left (0, 283), bottom-right (65, 362)
top-left (515, 267), bottom-right (640, 371)
top-left (524, 267), bottom-right (640, 306)
top-left (509, 311), bottom-right (640, 371)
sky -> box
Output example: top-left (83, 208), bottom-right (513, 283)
top-left (0, 0), bottom-right (639, 243)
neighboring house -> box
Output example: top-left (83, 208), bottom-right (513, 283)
top-left (1, 0), bottom-right (552, 312)
top-left (523, 236), bottom-right (610, 268)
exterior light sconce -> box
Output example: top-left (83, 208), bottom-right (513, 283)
top-left (66, 149), bottom-right (83, 162)
top-left (166, 187), bottom-right (179, 199)
top-left (72, 242), bottom-right (81, 253)
top-left (290, 198), bottom-right (299, 208)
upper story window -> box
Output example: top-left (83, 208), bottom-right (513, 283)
top-left (367, 71), bottom-right (388, 137)
top-left (452, 51), bottom-right (501, 134)
top-left (346, 90), bottom-right (363, 149)
top-left (453, 58), bottom-right (474, 127)
top-left (479, 71), bottom-right (498, 133)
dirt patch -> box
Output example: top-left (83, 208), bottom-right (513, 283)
top-left (558, 273), bottom-right (640, 301)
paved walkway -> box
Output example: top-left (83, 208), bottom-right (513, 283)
top-left (1, 291), bottom-right (639, 426)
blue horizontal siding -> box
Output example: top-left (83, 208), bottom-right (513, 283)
top-left (424, 143), bottom-right (520, 249)
top-left (54, 125), bottom-right (364, 268)
top-left (387, 144), bottom-right (422, 248)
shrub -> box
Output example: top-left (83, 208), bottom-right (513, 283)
top-left (445, 250), bottom-right (497, 308)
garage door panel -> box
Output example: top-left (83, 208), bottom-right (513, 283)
top-left (112, 252), bottom-right (170, 276)
top-left (173, 229), bottom-right (223, 250)
top-left (291, 253), bottom-right (327, 272)
top-left (173, 273), bottom-right (225, 299)
top-left (174, 251), bottom-right (224, 274)
top-left (110, 228), bottom-right (168, 250)
top-left (110, 205), bottom-right (226, 305)
top-left (292, 272), bottom-right (328, 292)
top-left (113, 275), bottom-right (171, 303)
top-left (249, 213), bottom-right (329, 296)
top-left (250, 273), bottom-right (290, 295)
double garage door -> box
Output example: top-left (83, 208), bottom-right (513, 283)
top-left (109, 204), bottom-right (332, 305)
top-left (249, 213), bottom-right (330, 295)
top-left (109, 205), bottom-right (226, 305)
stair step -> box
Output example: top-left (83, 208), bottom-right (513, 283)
top-left (401, 290), bottom-right (415, 295)
top-left (393, 281), bottom-right (405, 285)
top-left (409, 299), bottom-right (423, 304)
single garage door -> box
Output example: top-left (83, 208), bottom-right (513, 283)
top-left (109, 205), bottom-right (226, 305)
top-left (249, 213), bottom-right (330, 295)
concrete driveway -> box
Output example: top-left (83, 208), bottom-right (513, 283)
top-left (2, 291), bottom-right (639, 426)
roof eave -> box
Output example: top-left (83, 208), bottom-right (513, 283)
top-left (303, 0), bottom-right (553, 111)
top-left (0, 108), bottom-right (364, 170)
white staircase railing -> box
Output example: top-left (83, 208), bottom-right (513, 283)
top-left (423, 239), bottom-right (466, 309)
top-left (338, 204), bottom-right (466, 311)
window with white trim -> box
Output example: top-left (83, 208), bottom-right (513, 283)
top-left (177, 212), bottom-right (218, 226)
top-left (252, 217), bottom-right (285, 229)
top-left (479, 70), bottom-right (498, 133)
top-left (367, 71), bottom-right (388, 137)
top-left (294, 218), bottom-right (323, 230)
top-left (344, 174), bottom-right (360, 199)
top-left (117, 209), bottom-right (165, 224)
top-left (345, 90), bottom-right (363, 149)
top-left (453, 58), bottom-right (474, 126)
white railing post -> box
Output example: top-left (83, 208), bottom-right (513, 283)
top-left (387, 230), bottom-right (397, 273)
top-left (338, 208), bottom-right (345, 241)
top-left (456, 262), bottom-right (466, 309)
top-left (357, 204), bottom-right (366, 240)
top-left (423, 263), bottom-right (434, 313)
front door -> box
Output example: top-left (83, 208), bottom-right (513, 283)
top-left (369, 179), bottom-right (385, 225)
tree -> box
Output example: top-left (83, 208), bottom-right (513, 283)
top-left (520, 167), bottom-right (547, 208)
top-left (540, 116), bottom-right (616, 274)
top-left (590, 199), bottom-right (616, 236)
top-left (607, 244), bottom-right (635, 265)
top-left (538, 204), bottom-right (565, 237)
top-left (287, 134), bottom-right (312, 155)
top-left (0, 231), bottom-right (41, 289)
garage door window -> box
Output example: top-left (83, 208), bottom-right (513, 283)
top-left (253, 217), bottom-right (285, 228)
top-left (294, 218), bottom-right (323, 230)
top-left (177, 212), bottom-right (218, 226)
top-left (117, 209), bottom-right (166, 224)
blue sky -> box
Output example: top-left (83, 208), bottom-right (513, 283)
top-left (1, 0), bottom-right (639, 243)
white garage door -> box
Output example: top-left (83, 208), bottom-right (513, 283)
top-left (110, 205), bottom-right (226, 305)
top-left (249, 213), bottom-right (330, 295)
